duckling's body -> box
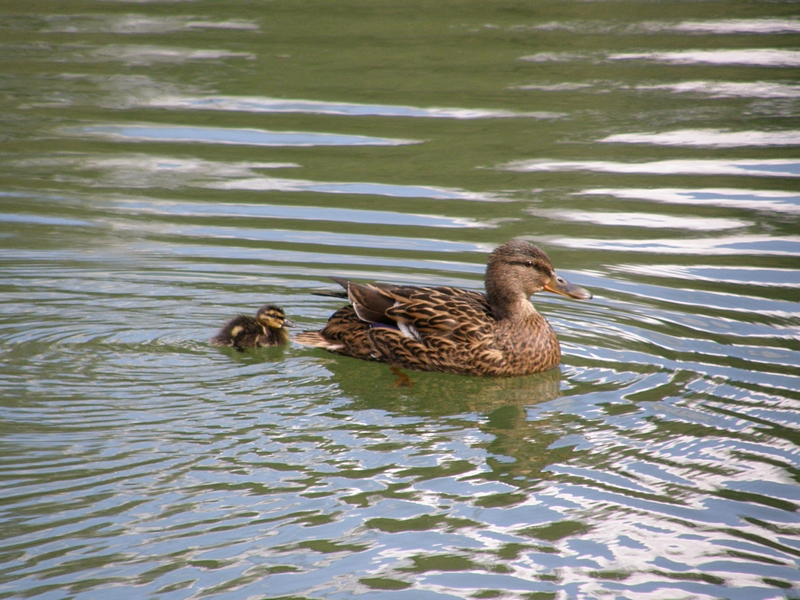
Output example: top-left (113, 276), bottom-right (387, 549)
top-left (295, 240), bottom-right (591, 376)
top-left (211, 305), bottom-right (290, 350)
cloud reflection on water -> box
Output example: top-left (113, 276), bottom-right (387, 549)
top-left (22, 153), bottom-right (503, 202)
top-left (547, 235), bottom-right (800, 257)
top-left (75, 124), bottom-right (421, 147)
top-left (142, 95), bottom-right (564, 119)
top-left (599, 129), bottom-right (800, 148)
top-left (499, 159), bottom-right (800, 178)
top-left (577, 188), bottom-right (800, 214)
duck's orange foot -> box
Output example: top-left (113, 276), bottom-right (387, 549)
top-left (390, 366), bottom-right (414, 388)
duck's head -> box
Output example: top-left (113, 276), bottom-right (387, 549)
top-left (485, 239), bottom-right (591, 316)
top-left (256, 305), bottom-right (292, 330)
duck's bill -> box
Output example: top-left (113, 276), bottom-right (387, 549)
top-left (544, 275), bottom-right (592, 300)
top-left (282, 319), bottom-right (296, 328)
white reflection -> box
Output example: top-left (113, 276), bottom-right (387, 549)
top-left (110, 199), bottom-right (493, 229)
top-left (609, 49), bottom-right (800, 67)
top-left (531, 209), bottom-right (748, 231)
top-left (498, 159), bottom-right (800, 178)
top-left (546, 235), bottom-right (800, 256)
top-left (44, 14), bottom-right (258, 34)
top-left (0, 214), bottom-right (94, 227)
top-left (513, 80), bottom-right (800, 98)
top-left (140, 94), bottom-right (562, 119)
top-left (520, 48), bottom-right (800, 67)
top-left (13, 154), bottom-right (296, 189)
top-left (83, 45), bottom-right (255, 65)
top-left (599, 129), bottom-right (800, 147)
top-left (209, 177), bottom-right (502, 201)
top-left (119, 222), bottom-right (488, 255)
top-left (635, 81), bottom-right (800, 98)
top-left (547, 504), bottom-right (794, 596)
top-left (612, 265), bottom-right (800, 288)
top-left (666, 18), bottom-right (800, 34)
top-left (529, 424), bottom-right (800, 597)
top-left (519, 51), bottom-right (588, 62)
top-left (578, 188), bottom-right (800, 214)
top-left (512, 82), bottom-right (594, 92)
top-left (75, 124), bottom-right (421, 147)
top-left (17, 154), bottom-right (501, 201)
top-left (513, 18), bottom-right (800, 35)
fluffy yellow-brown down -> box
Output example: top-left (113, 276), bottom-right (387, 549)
top-left (211, 305), bottom-right (291, 350)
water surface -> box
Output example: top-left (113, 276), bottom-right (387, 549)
top-left (1, 2), bottom-right (799, 599)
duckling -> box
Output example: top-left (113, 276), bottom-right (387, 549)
top-left (295, 239), bottom-right (591, 376)
top-left (211, 304), bottom-right (291, 350)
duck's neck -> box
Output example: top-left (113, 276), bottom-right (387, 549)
top-left (487, 287), bottom-right (537, 322)
top-left (485, 259), bottom-right (523, 320)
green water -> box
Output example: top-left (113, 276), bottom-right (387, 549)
top-left (1, 2), bottom-right (799, 599)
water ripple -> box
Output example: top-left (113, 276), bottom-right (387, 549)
top-left (600, 129), bottom-right (800, 148)
top-left (530, 208), bottom-right (749, 231)
top-left (577, 188), bottom-right (800, 214)
top-left (208, 176), bottom-right (503, 201)
top-left (109, 199), bottom-right (494, 229)
top-left (499, 159), bottom-right (800, 178)
top-left (514, 80), bottom-right (800, 99)
top-left (81, 44), bottom-right (255, 65)
top-left (143, 94), bottom-right (563, 119)
top-left (73, 124), bottom-right (421, 147)
top-left (635, 81), bottom-right (800, 99)
top-left (3, 1), bottom-right (800, 598)
top-left (609, 49), bottom-right (800, 67)
top-left (11, 154), bottom-right (501, 201)
top-left (612, 264), bottom-right (800, 289)
top-left (656, 18), bottom-right (800, 35)
top-left (548, 235), bottom-right (800, 256)
top-left (512, 18), bottom-right (800, 35)
top-left (107, 200), bottom-right (496, 228)
top-left (519, 49), bottom-right (800, 67)
top-left (41, 14), bottom-right (259, 34)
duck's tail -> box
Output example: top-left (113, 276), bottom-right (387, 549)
top-left (294, 330), bottom-right (343, 351)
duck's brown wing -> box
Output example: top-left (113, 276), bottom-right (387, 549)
top-left (337, 278), bottom-right (397, 327)
top-left (354, 286), bottom-right (495, 373)
top-left (298, 279), bottom-right (498, 372)
top-left (335, 278), bottom-right (494, 341)
top-left (384, 286), bottom-right (494, 342)
top-left (359, 285), bottom-right (498, 373)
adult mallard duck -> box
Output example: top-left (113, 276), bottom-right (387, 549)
top-left (295, 239), bottom-right (591, 376)
top-left (211, 304), bottom-right (291, 350)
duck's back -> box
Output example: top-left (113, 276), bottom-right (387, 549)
top-left (373, 303), bottom-right (559, 376)
top-left (355, 284), bottom-right (560, 376)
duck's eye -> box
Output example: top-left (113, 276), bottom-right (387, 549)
top-left (525, 260), bottom-right (533, 267)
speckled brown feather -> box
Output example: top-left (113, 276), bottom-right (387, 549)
top-left (295, 240), bottom-right (591, 376)
top-left (295, 304), bottom-right (377, 361)
top-left (297, 283), bottom-right (561, 376)
top-left (366, 286), bottom-right (561, 376)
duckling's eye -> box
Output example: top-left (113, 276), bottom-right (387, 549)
top-left (524, 260), bottom-right (533, 267)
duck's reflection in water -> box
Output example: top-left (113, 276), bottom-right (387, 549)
top-left (317, 356), bottom-right (566, 485)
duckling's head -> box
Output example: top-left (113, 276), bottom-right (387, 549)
top-left (256, 305), bottom-right (290, 330)
top-left (486, 239), bottom-right (591, 317)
